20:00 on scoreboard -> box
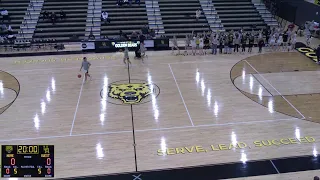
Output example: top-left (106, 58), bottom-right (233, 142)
top-left (1, 145), bottom-right (54, 177)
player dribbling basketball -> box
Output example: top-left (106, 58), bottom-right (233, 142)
top-left (79, 57), bottom-right (92, 81)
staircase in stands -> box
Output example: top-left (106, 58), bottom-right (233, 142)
top-left (251, 0), bottom-right (278, 28)
top-left (17, 0), bottom-right (44, 41)
top-left (212, 0), bottom-right (268, 31)
top-left (145, 0), bottom-right (165, 36)
top-left (85, 0), bottom-right (102, 39)
top-left (158, 0), bottom-right (210, 38)
top-left (100, 0), bottom-right (148, 39)
top-left (33, 0), bottom-right (88, 42)
top-left (198, 0), bottom-right (224, 32)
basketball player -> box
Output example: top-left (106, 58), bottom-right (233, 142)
top-left (79, 57), bottom-right (92, 81)
top-left (234, 33), bottom-right (240, 53)
top-left (269, 35), bottom-right (276, 51)
top-left (184, 34), bottom-right (191, 56)
top-left (191, 36), bottom-right (197, 56)
top-left (195, 35), bottom-right (200, 55)
top-left (241, 32), bottom-right (247, 54)
top-left (211, 33), bottom-right (218, 55)
top-left (248, 34), bottom-right (254, 53)
top-left (199, 35), bottom-right (204, 55)
top-left (276, 34), bottom-right (283, 51)
top-left (123, 47), bottom-right (131, 65)
top-left (290, 32), bottom-right (297, 51)
top-left (171, 35), bottom-right (180, 55)
top-left (139, 42), bottom-right (147, 63)
top-left (283, 30), bottom-right (289, 51)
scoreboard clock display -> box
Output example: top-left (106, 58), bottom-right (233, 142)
top-left (1, 145), bottom-right (54, 178)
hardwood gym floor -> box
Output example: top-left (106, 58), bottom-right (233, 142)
top-left (0, 44), bottom-right (320, 179)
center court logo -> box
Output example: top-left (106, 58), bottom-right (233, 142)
top-left (100, 80), bottom-right (160, 105)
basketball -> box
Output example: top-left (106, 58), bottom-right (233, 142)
top-left (78, 74), bottom-right (81, 78)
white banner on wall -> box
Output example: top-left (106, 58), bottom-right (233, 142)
top-left (143, 40), bottom-right (154, 48)
top-left (81, 42), bottom-right (95, 50)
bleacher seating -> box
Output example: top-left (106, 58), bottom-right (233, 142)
top-left (33, 0), bottom-right (88, 42)
top-left (0, 0), bottom-right (29, 34)
top-left (158, 0), bottom-right (210, 38)
top-left (212, 0), bottom-right (267, 31)
top-left (100, 0), bottom-right (148, 39)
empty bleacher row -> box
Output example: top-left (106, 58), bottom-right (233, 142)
top-left (212, 0), bottom-right (267, 31)
top-left (32, 0), bottom-right (88, 42)
top-left (100, 0), bottom-right (148, 39)
top-left (1, 0), bottom-right (276, 44)
top-left (158, 0), bottom-right (210, 38)
top-left (0, 0), bottom-right (29, 34)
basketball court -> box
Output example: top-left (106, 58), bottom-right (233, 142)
top-left (1, 42), bottom-right (320, 179)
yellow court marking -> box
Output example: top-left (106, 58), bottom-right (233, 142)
top-left (157, 136), bottom-right (316, 156)
top-left (13, 54), bottom-right (123, 65)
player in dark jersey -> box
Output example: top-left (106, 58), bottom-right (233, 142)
top-left (283, 30), bottom-right (289, 51)
top-left (241, 33), bottom-right (247, 53)
top-left (248, 34), bottom-right (254, 53)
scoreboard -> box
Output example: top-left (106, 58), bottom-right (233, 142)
top-left (1, 145), bottom-right (54, 178)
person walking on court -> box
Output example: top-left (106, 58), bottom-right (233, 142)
top-left (123, 46), bottom-right (131, 65)
top-left (258, 38), bottom-right (264, 53)
top-left (171, 35), bottom-right (180, 55)
top-left (79, 57), bottom-right (92, 81)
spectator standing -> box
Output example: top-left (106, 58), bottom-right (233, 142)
top-left (141, 25), bottom-right (149, 35)
top-left (131, 31), bottom-right (138, 40)
top-left (117, 0), bottom-right (124, 6)
top-left (1, 24), bottom-right (7, 32)
top-left (7, 24), bottom-right (12, 33)
top-left (50, 12), bottom-right (56, 24)
top-left (101, 11), bottom-right (110, 24)
top-left (59, 9), bottom-right (66, 20)
top-left (1, 9), bottom-right (9, 22)
top-left (195, 9), bottom-right (201, 21)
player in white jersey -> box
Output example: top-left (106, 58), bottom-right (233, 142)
top-left (139, 42), bottom-right (147, 63)
top-left (269, 35), bottom-right (276, 51)
top-left (199, 36), bottom-right (204, 55)
top-left (184, 34), bottom-right (191, 56)
top-left (123, 47), bottom-right (131, 66)
top-left (276, 34), bottom-right (283, 51)
top-left (291, 32), bottom-right (297, 51)
top-left (171, 35), bottom-right (180, 55)
top-left (191, 36), bottom-right (197, 55)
